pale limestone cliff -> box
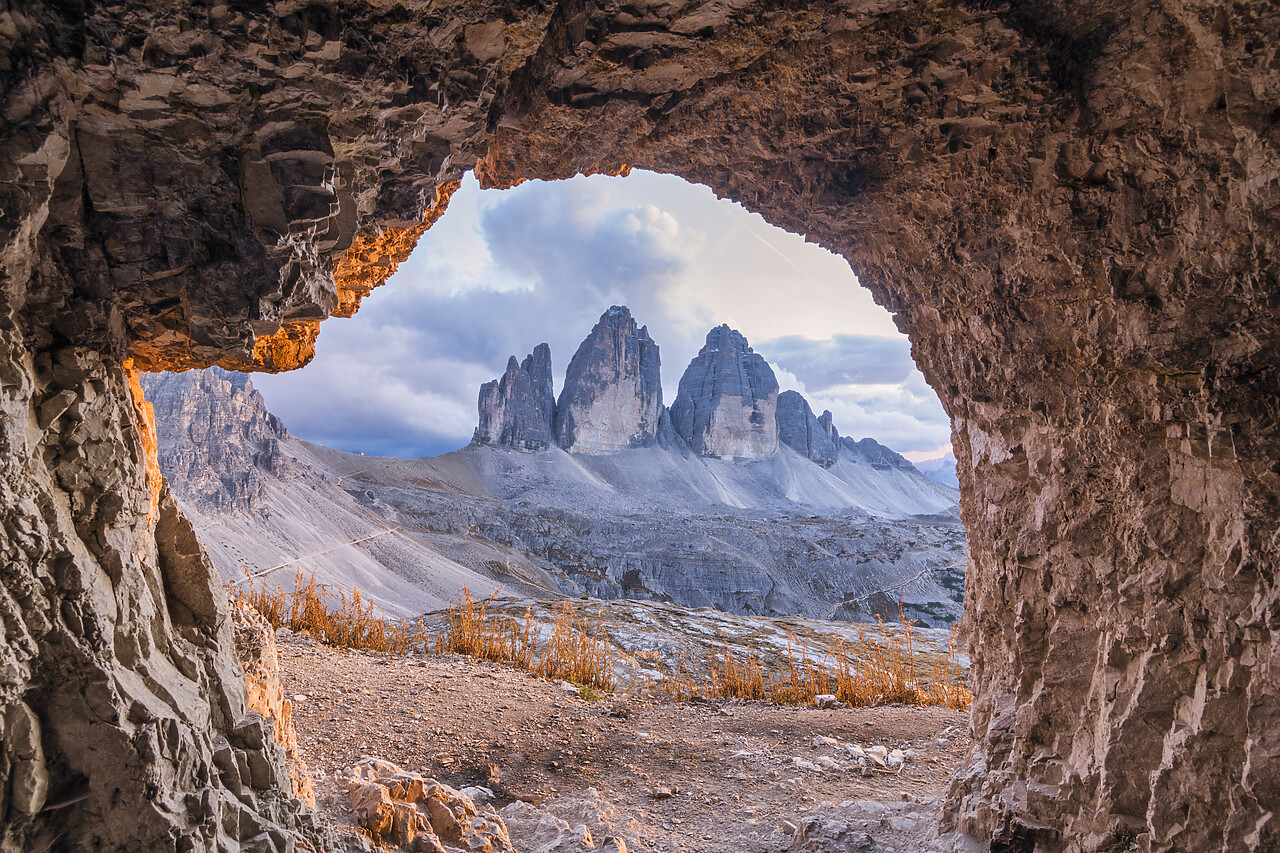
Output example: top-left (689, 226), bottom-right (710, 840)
top-left (670, 326), bottom-right (780, 460)
top-left (472, 344), bottom-right (557, 451)
top-left (776, 390), bottom-right (839, 468)
top-left (555, 306), bottom-right (664, 453)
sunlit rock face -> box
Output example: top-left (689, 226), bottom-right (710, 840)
top-left (670, 326), bottom-right (780, 460)
top-left (776, 390), bottom-right (839, 468)
top-left (555, 306), bottom-right (664, 453)
top-left (473, 344), bottom-right (557, 451)
top-left (3, 1), bottom-right (1278, 851)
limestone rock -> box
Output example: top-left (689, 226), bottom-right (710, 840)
top-left (555, 306), bottom-right (663, 453)
top-left (840, 437), bottom-right (914, 471)
top-left (343, 759), bottom-right (512, 851)
top-left (473, 344), bottom-right (557, 452)
top-left (776, 391), bottom-right (838, 468)
top-left (669, 326), bottom-right (779, 459)
top-left (232, 598), bottom-right (315, 808)
top-left (499, 788), bottom-right (639, 853)
top-left (4, 1), bottom-right (1279, 850)
top-left (817, 411), bottom-right (839, 447)
top-left (141, 367), bottom-right (288, 512)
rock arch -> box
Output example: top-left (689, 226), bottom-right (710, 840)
top-left (1, 1), bottom-right (1276, 850)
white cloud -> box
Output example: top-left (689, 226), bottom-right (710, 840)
top-left (253, 171), bottom-right (953, 457)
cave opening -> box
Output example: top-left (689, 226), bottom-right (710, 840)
top-left (3, 1), bottom-right (1275, 851)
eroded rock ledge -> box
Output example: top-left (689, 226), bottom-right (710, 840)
top-left (2, 1), bottom-right (1277, 851)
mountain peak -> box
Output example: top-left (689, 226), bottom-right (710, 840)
top-left (670, 324), bottom-right (778, 459)
top-left (555, 305), bottom-right (663, 453)
top-left (472, 345), bottom-right (556, 451)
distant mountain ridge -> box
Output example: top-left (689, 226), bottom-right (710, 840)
top-left (473, 306), bottom-right (932, 478)
top-left (141, 316), bottom-right (967, 626)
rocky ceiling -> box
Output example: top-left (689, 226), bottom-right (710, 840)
top-left (1, 0), bottom-right (1277, 851)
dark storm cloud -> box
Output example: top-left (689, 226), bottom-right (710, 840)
top-left (757, 334), bottom-right (918, 390)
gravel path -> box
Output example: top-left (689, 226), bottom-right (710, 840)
top-left (278, 632), bottom-right (971, 851)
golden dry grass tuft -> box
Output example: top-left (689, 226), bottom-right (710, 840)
top-left (236, 573), bottom-right (966, 708)
top-left (238, 570), bottom-right (426, 654)
top-left (664, 606), bottom-right (970, 709)
top-left (434, 589), bottom-right (534, 669)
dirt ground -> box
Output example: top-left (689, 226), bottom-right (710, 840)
top-left (277, 631), bottom-right (971, 851)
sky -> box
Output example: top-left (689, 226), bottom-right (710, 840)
top-left (252, 170), bottom-right (953, 461)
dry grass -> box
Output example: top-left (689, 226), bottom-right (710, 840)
top-left (665, 608), bottom-right (971, 710)
top-left (236, 573), bottom-right (966, 708)
top-left (237, 570), bottom-right (426, 654)
top-left (434, 589), bottom-right (533, 669)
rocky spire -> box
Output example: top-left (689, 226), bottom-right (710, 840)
top-left (817, 410), bottom-right (839, 446)
top-left (554, 306), bottom-right (664, 453)
top-left (776, 390), bottom-right (838, 467)
top-left (472, 343), bottom-right (556, 451)
top-left (669, 325), bottom-right (779, 459)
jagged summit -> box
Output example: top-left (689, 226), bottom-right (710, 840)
top-left (472, 343), bottom-right (556, 451)
top-left (555, 305), bottom-right (664, 453)
top-left (776, 390), bottom-right (838, 468)
top-left (669, 324), bottom-right (779, 459)
top-left (467, 311), bottom-right (928, 479)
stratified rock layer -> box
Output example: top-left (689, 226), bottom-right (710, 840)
top-left (776, 390), bottom-right (839, 468)
top-left (670, 326), bottom-right (780, 460)
top-left (3, 1), bottom-right (1278, 851)
top-left (473, 344), bottom-right (556, 451)
top-left (555, 306), bottom-right (664, 453)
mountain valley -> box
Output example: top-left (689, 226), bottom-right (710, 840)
top-left (142, 307), bottom-right (967, 626)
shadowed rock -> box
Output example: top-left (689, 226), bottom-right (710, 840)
top-left (473, 344), bottom-right (556, 451)
top-left (776, 390), bottom-right (839, 468)
top-left (670, 326), bottom-right (780, 459)
top-left (818, 411), bottom-right (840, 447)
top-left (842, 436), bottom-right (914, 471)
top-left (555, 306), bottom-right (663, 453)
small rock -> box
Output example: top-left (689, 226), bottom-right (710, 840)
top-left (812, 736), bottom-right (838, 748)
top-left (652, 787), bottom-right (678, 800)
top-left (813, 694), bottom-right (842, 709)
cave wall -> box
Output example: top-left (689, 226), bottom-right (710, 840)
top-left (1, 1), bottom-right (1277, 851)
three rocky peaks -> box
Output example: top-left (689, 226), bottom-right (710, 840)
top-left (473, 306), bottom-right (912, 469)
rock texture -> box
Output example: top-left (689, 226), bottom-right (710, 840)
top-left (841, 437), bottom-right (914, 471)
top-left (233, 598), bottom-right (315, 809)
top-left (776, 390), bottom-right (839, 468)
top-left (142, 367), bottom-right (288, 511)
top-left (0, 349), bottom-right (336, 851)
top-left (472, 344), bottom-right (557, 451)
top-left (343, 759), bottom-right (512, 852)
top-left (4, 1), bottom-right (1279, 851)
top-left (555, 306), bottom-right (664, 453)
top-left (670, 326), bottom-right (780, 460)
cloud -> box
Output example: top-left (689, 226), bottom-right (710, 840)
top-left (252, 171), bottom-right (955, 459)
top-left (253, 175), bottom-right (704, 457)
top-left (757, 334), bottom-right (918, 388)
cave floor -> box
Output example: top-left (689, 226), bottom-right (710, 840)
top-left (278, 631), bottom-right (970, 851)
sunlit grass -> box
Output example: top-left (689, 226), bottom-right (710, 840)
top-left (235, 574), bottom-right (968, 709)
